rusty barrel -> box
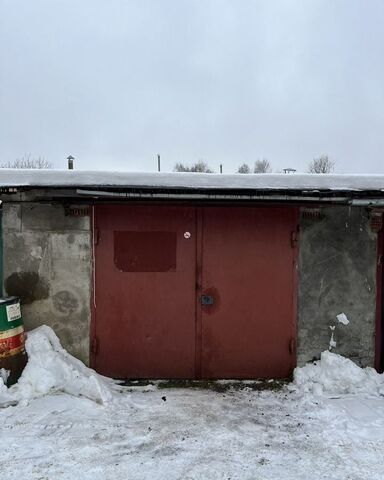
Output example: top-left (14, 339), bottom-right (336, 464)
top-left (0, 296), bottom-right (27, 386)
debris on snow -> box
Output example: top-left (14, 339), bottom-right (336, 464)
top-left (3, 325), bottom-right (114, 405)
top-left (294, 350), bottom-right (384, 396)
top-left (337, 313), bottom-right (350, 325)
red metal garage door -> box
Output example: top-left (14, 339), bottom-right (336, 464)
top-left (93, 205), bottom-right (197, 378)
top-left (92, 205), bottom-right (298, 379)
top-left (199, 207), bottom-right (298, 378)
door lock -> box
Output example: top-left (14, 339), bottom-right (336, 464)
top-left (201, 295), bottom-right (214, 305)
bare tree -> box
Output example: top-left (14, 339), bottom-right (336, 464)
top-left (237, 163), bottom-right (251, 174)
top-left (1, 154), bottom-right (53, 169)
top-left (174, 160), bottom-right (214, 173)
top-left (308, 155), bottom-right (335, 174)
top-left (254, 159), bottom-right (272, 173)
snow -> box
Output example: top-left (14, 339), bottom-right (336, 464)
top-left (1, 384), bottom-right (384, 479)
top-left (0, 376), bottom-right (7, 394)
top-left (1, 329), bottom-right (384, 478)
top-left (293, 350), bottom-right (384, 396)
top-left (0, 367), bottom-right (9, 384)
top-left (337, 312), bottom-right (350, 325)
top-left (328, 325), bottom-right (337, 350)
top-left (1, 169), bottom-right (384, 192)
top-left (3, 325), bottom-right (114, 405)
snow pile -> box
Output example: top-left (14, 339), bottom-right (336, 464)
top-left (294, 350), bottom-right (384, 396)
top-left (0, 382), bottom-right (16, 407)
top-left (0, 368), bottom-right (9, 384)
top-left (0, 375), bottom-right (7, 395)
top-left (7, 325), bottom-right (114, 404)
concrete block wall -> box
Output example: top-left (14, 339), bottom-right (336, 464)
top-left (2, 203), bottom-right (92, 365)
top-left (297, 206), bottom-right (378, 367)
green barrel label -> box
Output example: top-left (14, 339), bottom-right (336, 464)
top-left (6, 303), bottom-right (21, 322)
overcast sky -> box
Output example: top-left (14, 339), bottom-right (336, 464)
top-left (1, 0), bottom-right (384, 173)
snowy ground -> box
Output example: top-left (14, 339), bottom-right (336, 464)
top-left (2, 386), bottom-right (384, 479)
top-left (1, 327), bottom-right (384, 479)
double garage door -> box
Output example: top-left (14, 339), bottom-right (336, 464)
top-left (93, 205), bottom-right (298, 379)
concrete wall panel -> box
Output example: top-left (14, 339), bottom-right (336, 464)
top-left (2, 203), bottom-right (91, 365)
top-left (298, 206), bottom-right (377, 367)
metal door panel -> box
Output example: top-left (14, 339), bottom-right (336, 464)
top-left (200, 207), bottom-right (298, 378)
top-left (93, 205), bottom-right (197, 378)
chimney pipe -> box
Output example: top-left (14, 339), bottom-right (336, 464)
top-left (67, 155), bottom-right (74, 170)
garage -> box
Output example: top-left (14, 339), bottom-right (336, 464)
top-left (92, 204), bottom-right (298, 379)
top-left (1, 171), bottom-right (380, 379)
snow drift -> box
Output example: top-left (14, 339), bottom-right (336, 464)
top-left (3, 325), bottom-right (384, 407)
top-left (2, 325), bottom-right (113, 405)
top-left (294, 350), bottom-right (384, 396)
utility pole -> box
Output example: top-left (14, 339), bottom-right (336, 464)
top-left (157, 154), bottom-right (161, 172)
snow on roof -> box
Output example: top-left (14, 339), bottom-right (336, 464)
top-left (0, 169), bottom-right (384, 192)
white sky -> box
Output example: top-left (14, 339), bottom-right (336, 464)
top-left (1, 0), bottom-right (384, 173)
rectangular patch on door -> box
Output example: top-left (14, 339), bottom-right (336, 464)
top-left (114, 231), bottom-right (177, 272)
